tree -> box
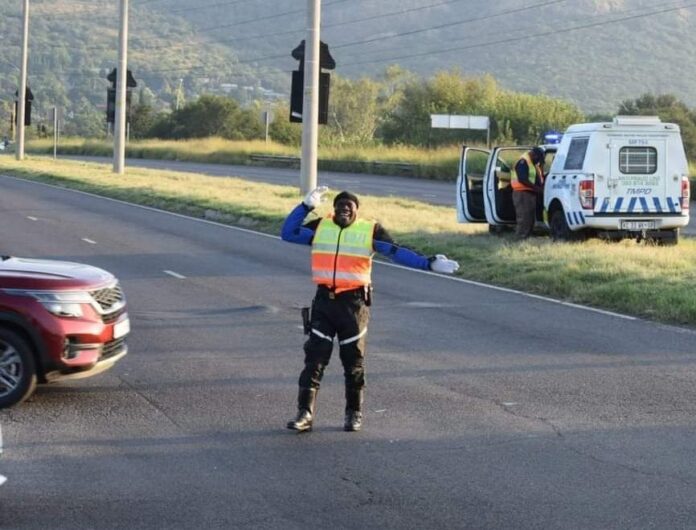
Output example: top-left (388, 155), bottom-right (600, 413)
top-left (322, 75), bottom-right (382, 146)
top-left (147, 94), bottom-right (264, 140)
top-left (62, 97), bottom-right (104, 138)
top-left (618, 93), bottom-right (696, 158)
top-left (379, 69), bottom-right (584, 146)
top-left (268, 102), bottom-right (302, 146)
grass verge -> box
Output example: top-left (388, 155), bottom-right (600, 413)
top-left (25, 138), bottom-right (460, 180)
top-left (1, 155), bottom-right (696, 326)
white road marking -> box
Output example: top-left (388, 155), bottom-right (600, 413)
top-left (164, 270), bottom-right (186, 279)
top-left (81, 238), bottom-right (97, 245)
top-left (502, 402), bottom-right (519, 407)
top-left (384, 260), bottom-right (638, 321)
top-left (26, 216), bottom-right (38, 221)
top-left (405, 302), bottom-right (456, 308)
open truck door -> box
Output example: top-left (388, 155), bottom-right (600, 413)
top-left (484, 146), bottom-right (555, 227)
top-left (484, 147), bottom-right (528, 226)
top-left (456, 146), bottom-right (489, 223)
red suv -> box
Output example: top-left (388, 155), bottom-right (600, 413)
top-left (0, 256), bottom-right (129, 408)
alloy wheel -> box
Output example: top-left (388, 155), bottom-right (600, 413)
top-left (0, 341), bottom-right (22, 398)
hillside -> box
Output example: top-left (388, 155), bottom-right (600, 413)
top-left (0, 0), bottom-right (694, 137)
top-left (142, 0), bottom-right (696, 113)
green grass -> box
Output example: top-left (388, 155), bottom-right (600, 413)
top-left (2, 155), bottom-right (696, 326)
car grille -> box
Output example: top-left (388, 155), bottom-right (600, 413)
top-left (91, 283), bottom-right (124, 311)
top-left (102, 309), bottom-right (125, 325)
top-left (102, 338), bottom-right (126, 360)
top-left (90, 283), bottom-right (125, 323)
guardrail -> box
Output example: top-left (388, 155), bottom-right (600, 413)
top-left (248, 154), bottom-right (420, 177)
top-left (249, 154), bottom-right (300, 166)
top-left (371, 161), bottom-right (417, 176)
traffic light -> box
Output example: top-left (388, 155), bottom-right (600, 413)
top-left (106, 68), bottom-right (137, 124)
top-left (290, 71), bottom-right (330, 124)
top-left (289, 40), bottom-right (335, 124)
top-left (14, 87), bottom-right (34, 126)
top-left (106, 87), bottom-right (116, 124)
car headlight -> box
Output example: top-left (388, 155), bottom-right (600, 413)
top-left (2, 289), bottom-right (92, 318)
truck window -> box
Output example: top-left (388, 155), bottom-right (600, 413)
top-left (564, 137), bottom-right (589, 170)
top-left (619, 146), bottom-right (657, 174)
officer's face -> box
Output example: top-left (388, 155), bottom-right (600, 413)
top-left (334, 199), bottom-right (358, 227)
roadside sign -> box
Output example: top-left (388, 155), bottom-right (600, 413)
top-left (431, 114), bottom-right (491, 146)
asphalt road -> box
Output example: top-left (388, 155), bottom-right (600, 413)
top-left (1, 175), bottom-right (696, 529)
top-left (65, 155), bottom-right (696, 236)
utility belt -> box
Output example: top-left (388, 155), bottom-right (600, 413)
top-left (315, 284), bottom-right (372, 305)
top-left (302, 285), bottom-right (373, 335)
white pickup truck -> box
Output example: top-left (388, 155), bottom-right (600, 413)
top-left (456, 116), bottom-right (691, 244)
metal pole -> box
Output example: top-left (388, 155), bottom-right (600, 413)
top-left (176, 78), bottom-right (183, 111)
top-left (10, 107), bottom-right (15, 142)
top-left (16, 0), bottom-right (29, 161)
top-left (113, 0), bottom-right (129, 174)
top-left (299, 0), bottom-right (321, 195)
top-left (52, 107), bottom-right (57, 159)
top-left (264, 110), bottom-right (270, 144)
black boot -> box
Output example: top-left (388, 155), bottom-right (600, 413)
top-left (344, 388), bottom-right (364, 432)
top-left (287, 387), bottom-right (317, 432)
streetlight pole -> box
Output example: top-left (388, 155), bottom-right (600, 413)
top-left (113, 0), bottom-right (129, 174)
top-left (299, 0), bottom-right (321, 195)
top-left (16, 0), bottom-right (29, 161)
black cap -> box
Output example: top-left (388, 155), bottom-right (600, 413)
top-left (333, 191), bottom-right (359, 208)
top-left (531, 147), bottom-right (545, 163)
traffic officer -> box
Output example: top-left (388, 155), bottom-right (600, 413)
top-left (511, 146), bottom-right (545, 239)
top-left (281, 187), bottom-right (459, 432)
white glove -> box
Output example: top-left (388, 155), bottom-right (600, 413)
top-left (429, 254), bottom-right (460, 274)
top-left (303, 185), bottom-right (329, 209)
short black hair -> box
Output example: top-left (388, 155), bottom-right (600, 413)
top-left (333, 190), bottom-right (359, 208)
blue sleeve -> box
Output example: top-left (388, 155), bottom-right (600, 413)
top-left (374, 239), bottom-right (431, 271)
top-left (280, 203), bottom-right (315, 245)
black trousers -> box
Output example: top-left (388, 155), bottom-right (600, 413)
top-left (298, 287), bottom-right (370, 391)
top-left (513, 190), bottom-right (537, 239)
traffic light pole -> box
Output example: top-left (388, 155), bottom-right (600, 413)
top-left (299, 0), bottom-right (321, 195)
top-left (16, 0), bottom-right (29, 161)
top-left (113, 0), bottom-right (129, 174)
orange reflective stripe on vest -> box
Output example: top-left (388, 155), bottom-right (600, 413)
top-left (511, 152), bottom-right (543, 191)
top-left (311, 217), bottom-right (375, 293)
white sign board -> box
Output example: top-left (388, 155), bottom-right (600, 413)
top-left (431, 114), bottom-right (489, 130)
top-left (431, 114), bottom-right (451, 128)
top-left (468, 116), bottom-right (490, 130)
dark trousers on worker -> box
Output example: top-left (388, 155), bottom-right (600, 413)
top-left (298, 286), bottom-right (370, 396)
top-left (513, 189), bottom-right (537, 239)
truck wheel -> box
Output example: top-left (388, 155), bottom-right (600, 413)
top-left (549, 209), bottom-right (572, 241)
top-left (0, 328), bottom-right (37, 408)
top-left (550, 208), bottom-right (585, 242)
top-left (657, 229), bottom-right (679, 246)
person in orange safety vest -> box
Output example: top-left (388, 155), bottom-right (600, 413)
top-left (511, 146), bottom-right (545, 239)
top-left (281, 187), bottom-right (459, 432)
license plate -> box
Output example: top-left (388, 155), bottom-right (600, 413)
top-left (113, 318), bottom-right (130, 339)
top-left (621, 220), bottom-right (656, 230)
